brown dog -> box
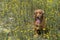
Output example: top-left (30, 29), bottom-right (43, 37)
top-left (33, 9), bottom-right (45, 37)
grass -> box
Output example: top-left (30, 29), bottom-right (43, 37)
top-left (0, 0), bottom-right (60, 40)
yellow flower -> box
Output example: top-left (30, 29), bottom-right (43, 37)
top-left (59, 1), bottom-right (60, 3)
top-left (26, 36), bottom-right (28, 38)
top-left (28, 39), bottom-right (30, 40)
top-left (24, 30), bottom-right (26, 33)
top-left (30, 31), bottom-right (32, 32)
top-left (3, 29), bottom-right (10, 33)
top-left (21, 10), bottom-right (24, 15)
top-left (47, 0), bottom-right (53, 3)
top-left (28, 30), bottom-right (30, 32)
top-left (45, 18), bottom-right (49, 21)
top-left (17, 39), bottom-right (20, 40)
top-left (43, 34), bottom-right (49, 39)
top-left (46, 34), bottom-right (49, 39)
top-left (8, 37), bottom-right (11, 40)
top-left (13, 0), bottom-right (16, 2)
top-left (21, 30), bottom-right (23, 32)
top-left (43, 28), bottom-right (46, 30)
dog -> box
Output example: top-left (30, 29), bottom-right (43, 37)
top-left (33, 9), bottom-right (46, 37)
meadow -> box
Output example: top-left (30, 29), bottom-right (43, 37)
top-left (0, 0), bottom-right (60, 40)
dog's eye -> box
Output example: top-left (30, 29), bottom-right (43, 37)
top-left (39, 12), bottom-right (42, 14)
top-left (39, 12), bottom-right (41, 14)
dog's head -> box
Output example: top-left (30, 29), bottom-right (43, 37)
top-left (34, 9), bottom-right (44, 18)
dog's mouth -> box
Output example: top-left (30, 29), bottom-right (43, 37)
top-left (36, 17), bottom-right (40, 19)
top-left (36, 16), bottom-right (41, 20)
top-left (35, 17), bottom-right (41, 25)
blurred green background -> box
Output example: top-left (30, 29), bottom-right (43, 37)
top-left (0, 0), bottom-right (60, 40)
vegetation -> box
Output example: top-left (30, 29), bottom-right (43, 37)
top-left (0, 0), bottom-right (60, 40)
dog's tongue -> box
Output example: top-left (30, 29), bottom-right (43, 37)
top-left (36, 19), bottom-right (40, 24)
